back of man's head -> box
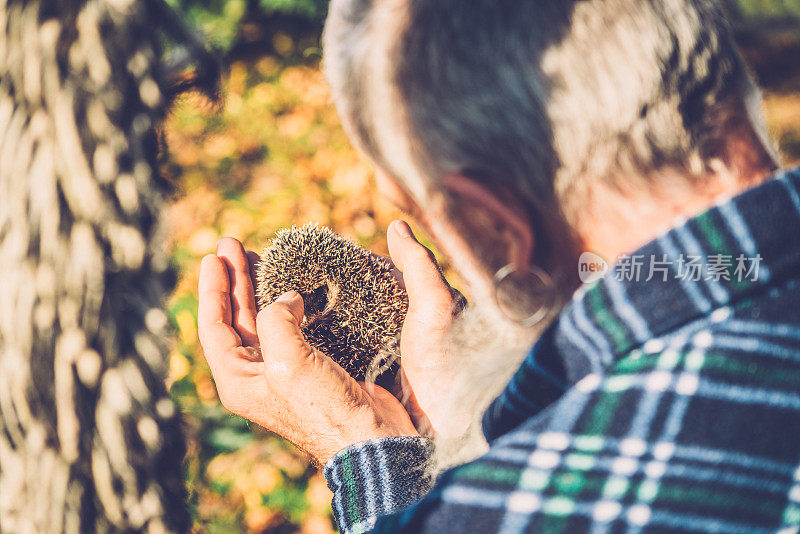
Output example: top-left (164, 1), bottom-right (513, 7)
top-left (323, 0), bottom-right (776, 223)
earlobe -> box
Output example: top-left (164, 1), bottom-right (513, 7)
top-left (441, 173), bottom-right (535, 273)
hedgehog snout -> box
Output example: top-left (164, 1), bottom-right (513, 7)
top-left (301, 280), bottom-right (339, 323)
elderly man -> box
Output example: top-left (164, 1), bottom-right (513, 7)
top-left (198, 0), bottom-right (800, 532)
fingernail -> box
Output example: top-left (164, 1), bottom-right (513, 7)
top-left (393, 220), bottom-right (412, 238)
top-left (277, 291), bottom-right (299, 302)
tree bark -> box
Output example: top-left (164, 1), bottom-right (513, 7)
top-left (0, 0), bottom-right (200, 531)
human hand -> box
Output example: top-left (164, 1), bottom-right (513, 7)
top-left (386, 220), bottom-right (467, 438)
top-left (197, 238), bottom-right (418, 464)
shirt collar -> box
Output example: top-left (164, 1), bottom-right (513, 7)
top-left (556, 167), bottom-right (800, 373)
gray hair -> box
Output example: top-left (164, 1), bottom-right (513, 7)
top-left (323, 0), bottom-right (764, 222)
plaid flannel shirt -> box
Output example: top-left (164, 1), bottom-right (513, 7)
top-left (324, 167), bottom-right (800, 534)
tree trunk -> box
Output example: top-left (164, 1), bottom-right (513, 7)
top-left (0, 0), bottom-right (203, 531)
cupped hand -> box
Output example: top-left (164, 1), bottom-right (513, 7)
top-left (386, 220), bottom-right (468, 438)
top-left (198, 238), bottom-right (418, 464)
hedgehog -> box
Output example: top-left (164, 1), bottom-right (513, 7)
top-left (255, 224), bottom-right (408, 383)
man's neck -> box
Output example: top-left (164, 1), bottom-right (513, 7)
top-left (575, 167), bottom-right (775, 263)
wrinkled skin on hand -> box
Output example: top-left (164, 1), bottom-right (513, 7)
top-left (197, 220), bottom-right (459, 463)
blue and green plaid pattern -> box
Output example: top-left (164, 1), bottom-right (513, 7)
top-left (325, 168), bottom-right (800, 534)
top-left (323, 436), bottom-right (435, 533)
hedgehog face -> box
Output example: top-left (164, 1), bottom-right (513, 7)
top-left (300, 279), bottom-right (340, 324)
top-left (255, 224), bottom-right (408, 382)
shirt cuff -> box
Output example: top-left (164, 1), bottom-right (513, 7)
top-left (323, 436), bottom-right (435, 534)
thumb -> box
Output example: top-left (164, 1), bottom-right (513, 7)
top-left (256, 291), bottom-right (314, 372)
top-left (387, 220), bottom-right (453, 315)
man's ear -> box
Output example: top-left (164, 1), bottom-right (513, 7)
top-left (441, 173), bottom-right (535, 274)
